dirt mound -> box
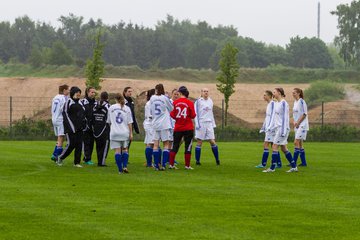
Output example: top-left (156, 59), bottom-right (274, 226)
top-left (2, 77), bottom-right (360, 128)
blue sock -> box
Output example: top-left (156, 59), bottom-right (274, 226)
top-left (195, 146), bottom-right (201, 163)
top-left (300, 148), bottom-right (307, 165)
top-left (261, 148), bottom-right (269, 166)
top-left (52, 145), bottom-right (57, 156)
top-left (293, 148), bottom-right (300, 165)
top-left (56, 146), bottom-right (63, 157)
top-left (285, 151), bottom-right (296, 168)
top-left (211, 145), bottom-right (219, 161)
top-left (162, 149), bottom-right (169, 168)
top-left (153, 150), bottom-right (160, 169)
top-left (277, 152), bottom-right (282, 167)
top-left (271, 151), bottom-right (279, 170)
top-left (145, 147), bottom-right (153, 167)
top-left (115, 153), bottom-right (123, 172)
top-left (122, 152), bottom-right (129, 168)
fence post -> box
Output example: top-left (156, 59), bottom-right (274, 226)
top-left (321, 101), bottom-right (324, 128)
top-left (9, 96), bottom-right (13, 138)
top-left (221, 99), bottom-right (225, 129)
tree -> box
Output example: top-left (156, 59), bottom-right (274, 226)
top-left (331, 0), bottom-right (360, 67)
top-left (48, 40), bottom-right (74, 65)
top-left (286, 36), bottom-right (333, 69)
top-left (85, 30), bottom-right (105, 90)
top-left (28, 45), bottom-right (43, 68)
top-left (216, 43), bottom-right (239, 126)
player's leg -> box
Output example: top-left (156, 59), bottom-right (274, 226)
top-left (183, 130), bottom-right (194, 169)
top-left (209, 139), bottom-right (220, 165)
top-left (195, 125), bottom-right (204, 165)
top-left (111, 140), bottom-right (122, 173)
top-left (195, 139), bottom-right (203, 165)
top-left (57, 133), bottom-right (75, 166)
top-left (293, 139), bottom-right (301, 165)
top-left (82, 130), bottom-right (94, 165)
top-left (152, 130), bottom-right (161, 170)
top-left (122, 143), bottom-right (129, 173)
top-left (257, 141), bottom-right (270, 168)
top-left (169, 131), bottom-right (182, 168)
top-left (299, 140), bottom-right (307, 166)
top-left (281, 145), bottom-right (297, 172)
top-left (73, 131), bottom-right (83, 167)
top-left (144, 129), bottom-right (154, 167)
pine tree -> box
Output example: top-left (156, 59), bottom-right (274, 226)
top-left (216, 43), bottom-right (239, 126)
top-left (85, 29), bottom-right (105, 90)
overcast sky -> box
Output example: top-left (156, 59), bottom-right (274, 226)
top-left (1, 0), bottom-right (353, 46)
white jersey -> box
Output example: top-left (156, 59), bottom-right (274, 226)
top-left (150, 95), bottom-right (174, 130)
top-left (143, 101), bottom-right (153, 130)
top-left (267, 99), bottom-right (290, 136)
top-left (293, 98), bottom-right (309, 130)
top-left (194, 97), bottom-right (216, 128)
top-left (107, 104), bottom-right (133, 141)
top-left (170, 99), bottom-right (175, 129)
top-left (260, 100), bottom-right (275, 133)
top-left (51, 94), bottom-right (67, 125)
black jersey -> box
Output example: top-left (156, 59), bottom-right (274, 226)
top-left (80, 97), bottom-right (96, 131)
top-left (91, 100), bottom-right (110, 138)
top-left (63, 98), bottom-right (86, 133)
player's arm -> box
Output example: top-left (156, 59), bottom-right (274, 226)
top-left (128, 123), bottom-right (133, 141)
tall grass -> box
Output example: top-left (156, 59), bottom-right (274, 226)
top-left (1, 63), bottom-right (360, 83)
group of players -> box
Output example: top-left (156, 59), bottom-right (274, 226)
top-left (256, 87), bottom-right (309, 173)
top-left (50, 84), bottom-right (220, 174)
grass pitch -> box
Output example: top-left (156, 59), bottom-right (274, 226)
top-left (0, 141), bottom-right (359, 240)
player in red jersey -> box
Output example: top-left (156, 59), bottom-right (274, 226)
top-left (169, 86), bottom-right (196, 170)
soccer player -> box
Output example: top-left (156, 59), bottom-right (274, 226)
top-left (194, 88), bottom-right (220, 165)
top-left (80, 86), bottom-right (96, 165)
top-left (256, 90), bottom-right (282, 168)
top-left (169, 86), bottom-right (196, 170)
top-left (143, 88), bottom-right (156, 167)
top-left (57, 86), bottom-right (86, 167)
top-left (91, 91), bottom-right (110, 167)
top-left (292, 88), bottom-right (309, 167)
top-left (107, 93), bottom-right (133, 174)
top-left (51, 84), bottom-right (69, 161)
top-left (123, 87), bottom-right (140, 151)
top-left (262, 87), bottom-right (297, 173)
top-left (150, 84), bottom-right (174, 171)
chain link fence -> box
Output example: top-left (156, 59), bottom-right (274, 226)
top-left (1, 96), bottom-right (360, 129)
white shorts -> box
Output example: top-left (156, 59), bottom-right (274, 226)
top-left (153, 129), bottom-right (173, 142)
top-left (144, 128), bottom-right (154, 144)
top-left (264, 130), bottom-right (276, 142)
top-left (195, 122), bottom-right (215, 140)
top-left (273, 128), bottom-right (289, 146)
top-left (53, 124), bottom-right (64, 137)
top-left (294, 127), bottom-right (307, 140)
top-left (110, 140), bottom-right (130, 149)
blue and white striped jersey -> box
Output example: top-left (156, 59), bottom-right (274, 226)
top-left (150, 95), bottom-right (174, 130)
top-left (293, 98), bottom-right (309, 130)
top-left (107, 104), bottom-right (133, 141)
top-left (260, 100), bottom-right (275, 133)
top-left (51, 94), bottom-right (67, 125)
top-left (194, 97), bottom-right (216, 128)
top-left (267, 99), bottom-right (290, 136)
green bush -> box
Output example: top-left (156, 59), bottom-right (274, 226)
top-left (0, 117), bottom-right (54, 140)
top-left (304, 81), bottom-right (345, 107)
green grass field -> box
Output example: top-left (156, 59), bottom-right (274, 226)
top-left (0, 141), bottom-right (359, 240)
